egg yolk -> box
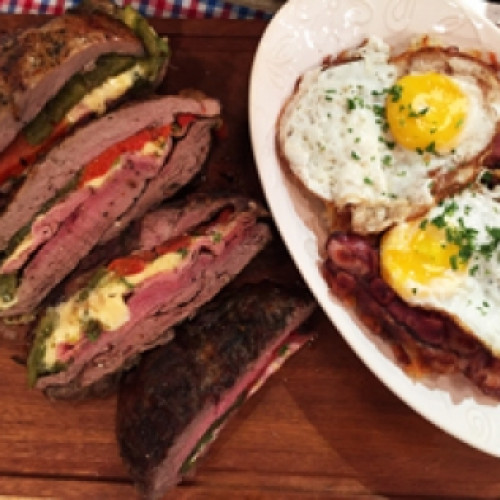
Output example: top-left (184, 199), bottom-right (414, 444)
top-left (380, 219), bottom-right (466, 300)
top-left (386, 73), bottom-right (468, 153)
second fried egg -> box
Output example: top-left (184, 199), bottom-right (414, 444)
top-left (380, 182), bottom-right (500, 354)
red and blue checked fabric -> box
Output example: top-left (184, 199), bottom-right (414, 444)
top-left (0, 0), bottom-right (271, 19)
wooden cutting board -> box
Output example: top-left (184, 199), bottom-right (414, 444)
top-left (1, 16), bottom-right (500, 500)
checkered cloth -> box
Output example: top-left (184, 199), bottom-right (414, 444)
top-left (0, 0), bottom-right (271, 19)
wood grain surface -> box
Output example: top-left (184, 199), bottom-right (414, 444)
top-left (1, 15), bottom-right (500, 500)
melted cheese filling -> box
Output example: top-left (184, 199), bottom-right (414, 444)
top-left (43, 251), bottom-right (184, 367)
top-left (66, 64), bottom-right (146, 123)
top-left (2, 231), bottom-right (36, 270)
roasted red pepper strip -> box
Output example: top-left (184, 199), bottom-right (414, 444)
top-left (155, 235), bottom-right (192, 257)
top-left (0, 120), bottom-right (69, 186)
top-left (78, 123), bottom-right (172, 188)
top-left (176, 113), bottom-right (196, 129)
top-left (108, 234), bottom-right (192, 277)
top-left (108, 256), bottom-right (147, 277)
top-left (195, 207), bottom-right (235, 236)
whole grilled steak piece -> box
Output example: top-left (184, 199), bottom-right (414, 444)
top-left (27, 199), bottom-right (271, 398)
top-left (0, 2), bottom-right (145, 153)
top-left (0, 95), bottom-right (220, 251)
top-left (116, 282), bottom-right (316, 499)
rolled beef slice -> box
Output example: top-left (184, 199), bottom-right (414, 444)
top-left (117, 282), bottom-right (316, 499)
top-left (100, 117), bottom-right (218, 243)
top-left (0, 10), bottom-right (145, 152)
top-left (0, 155), bottom-right (166, 316)
top-left (28, 200), bottom-right (271, 398)
top-left (0, 95), bottom-right (221, 250)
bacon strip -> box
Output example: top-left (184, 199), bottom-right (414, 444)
top-left (323, 232), bottom-right (500, 399)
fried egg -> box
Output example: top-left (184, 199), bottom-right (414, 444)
top-left (278, 36), bottom-right (500, 234)
top-left (380, 181), bottom-right (500, 354)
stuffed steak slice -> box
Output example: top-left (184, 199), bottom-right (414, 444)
top-left (0, 0), bottom-right (169, 195)
top-left (116, 282), bottom-right (316, 499)
top-left (0, 94), bottom-right (220, 252)
top-left (0, 97), bottom-right (220, 316)
top-left (27, 200), bottom-right (271, 398)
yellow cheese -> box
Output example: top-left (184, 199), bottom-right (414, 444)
top-left (126, 252), bottom-right (184, 285)
top-left (141, 138), bottom-right (168, 157)
top-left (66, 64), bottom-right (146, 123)
top-left (44, 279), bottom-right (131, 366)
top-left (67, 64), bottom-right (146, 123)
top-left (44, 249), bottom-right (186, 367)
top-left (2, 231), bottom-right (36, 269)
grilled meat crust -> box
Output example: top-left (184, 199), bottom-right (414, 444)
top-left (116, 282), bottom-right (315, 499)
top-left (0, 9), bottom-right (144, 152)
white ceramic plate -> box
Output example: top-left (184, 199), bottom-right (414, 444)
top-left (249, 0), bottom-right (500, 456)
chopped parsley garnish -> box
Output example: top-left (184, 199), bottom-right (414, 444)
top-left (443, 200), bottom-right (459, 216)
top-left (449, 254), bottom-right (459, 270)
top-left (363, 177), bottom-right (373, 185)
top-left (430, 213), bottom-right (446, 228)
top-left (479, 226), bottom-right (500, 258)
top-left (211, 232), bottom-right (223, 244)
top-left (425, 141), bottom-right (437, 154)
top-left (387, 84), bottom-right (403, 102)
top-left (425, 199), bottom-right (500, 272)
top-left (481, 170), bottom-right (495, 185)
top-left (382, 155), bottom-right (392, 166)
top-left (372, 104), bottom-right (385, 118)
top-left (278, 344), bottom-right (290, 356)
top-left (408, 105), bottom-right (429, 118)
top-left (347, 96), bottom-right (365, 111)
top-left (351, 151), bottom-right (360, 160)
top-left (469, 263), bottom-right (479, 276)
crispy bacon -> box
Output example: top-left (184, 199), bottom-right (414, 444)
top-left (323, 232), bottom-right (500, 399)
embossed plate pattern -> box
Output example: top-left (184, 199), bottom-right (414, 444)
top-left (249, 0), bottom-right (500, 456)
